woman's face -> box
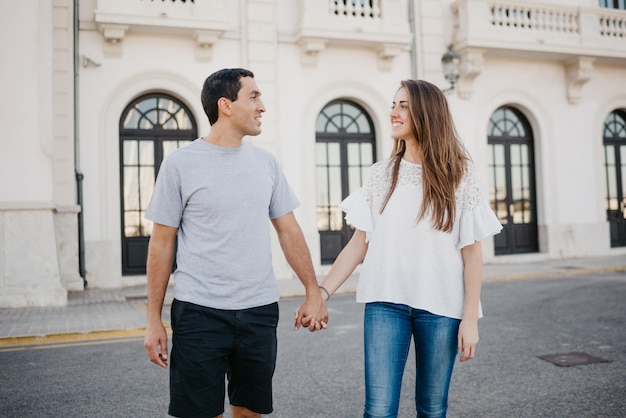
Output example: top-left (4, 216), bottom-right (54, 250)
top-left (389, 87), bottom-right (414, 141)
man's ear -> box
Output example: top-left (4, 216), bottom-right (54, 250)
top-left (217, 97), bottom-right (231, 116)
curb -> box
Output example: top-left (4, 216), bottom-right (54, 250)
top-left (483, 264), bottom-right (626, 283)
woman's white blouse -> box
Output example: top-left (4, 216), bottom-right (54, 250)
top-left (340, 158), bottom-right (502, 319)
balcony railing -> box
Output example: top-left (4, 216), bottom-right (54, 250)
top-left (296, 0), bottom-right (412, 69)
top-left (453, 0), bottom-right (626, 58)
top-left (451, 0), bottom-right (626, 100)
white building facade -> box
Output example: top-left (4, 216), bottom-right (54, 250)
top-left (1, 0), bottom-right (625, 307)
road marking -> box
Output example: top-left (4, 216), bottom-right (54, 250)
top-left (0, 326), bottom-right (172, 352)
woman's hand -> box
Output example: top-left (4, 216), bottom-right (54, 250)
top-left (458, 318), bottom-right (479, 362)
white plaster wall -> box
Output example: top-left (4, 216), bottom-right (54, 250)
top-left (0, 1), bottom-right (55, 204)
top-left (0, 209), bottom-right (67, 307)
top-left (0, 1), bottom-right (68, 306)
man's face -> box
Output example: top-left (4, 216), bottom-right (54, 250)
top-left (230, 76), bottom-right (266, 137)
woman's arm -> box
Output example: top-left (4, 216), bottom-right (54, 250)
top-left (459, 240), bottom-right (483, 362)
top-left (319, 229), bottom-right (368, 300)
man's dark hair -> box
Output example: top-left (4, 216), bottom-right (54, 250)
top-left (201, 68), bottom-right (254, 125)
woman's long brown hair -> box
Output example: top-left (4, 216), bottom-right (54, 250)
top-left (380, 79), bottom-right (469, 232)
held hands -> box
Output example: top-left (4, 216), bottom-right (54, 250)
top-left (294, 287), bottom-right (329, 332)
top-left (458, 318), bottom-right (479, 362)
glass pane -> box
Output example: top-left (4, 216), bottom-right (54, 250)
top-left (143, 109), bottom-right (159, 128)
top-left (489, 107), bottom-right (526, 138)
top-left (316, 143), bottom-right (328, 165)
top-left (175, 111), bottom-right (193, 130)
top-left (510, 144), bottom-right (520, 167)
top-left (361, 144), bottom-right (373, 165)
top-left (328, 167), bottom-right (342, 206)
top-left (324, 103), bottom-right (341, 118)
top-left (123, 140), bottom-right (138, 165)
top-left (123, 167), bottom-right (139, 211)
top-left (317, 207), bottom-right (329, 231)
top-left (142, 217), bottom-right (154, 236)
top-left (124, 212), bottom-right (140, 237)
top-left (342, 103), bottom-right (360, 120)
top-left (621, 146), bottom-right (626, 203)
top-left (327, 143), bottom-right (340, 166)
top-left (316, 167), bottom-right (329, 207)
top-left (604, 111), bottom-right (626, 139)
top-left (488, 144), bottom-right (506, 217)
top-left (348, 166), bottom-right (361, 194)
top-left (316, 113), bottom-right (329, 133)
top-left (122, 109), bottom-right (141, 129)
top-left (356, 115), bottom-right (370, 133)
top-left (347, 143), bottom-right (360, 166)
top-left (327, 115), bottom-right (341, 133)
top-left (329, 208), bottom-right (343, 230)
top-left (137, 97), bottom-right (157, 114)
top-left (139, 141), bottom-right (154, 165)
top-left (140, 167), bottom-right (155, 211)
top-left (344, 115), bottom-right (359, 133)
top-left (161, 111), bottom-right (178, 129)
top-left (161, 98), bottom-right (179, 114)
top-left (605, 145), bottom-right (616, 166)
top-left (605, 148), bottom-right (617, 210)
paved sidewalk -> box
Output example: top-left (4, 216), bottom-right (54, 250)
top-left (0, 254), bottom-right (624, 343)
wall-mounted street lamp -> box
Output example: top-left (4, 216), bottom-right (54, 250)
top-left (441, 45), bottom-right (461, 94)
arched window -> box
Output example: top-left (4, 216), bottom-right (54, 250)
top-left (316, 100), bottom-right (376, 263)
top-left (487, 106), bottom-right (538, 255)
top-left (603, 109), bottom-right (626, 247)
top-left (119, 94), bottom-right (197, 274)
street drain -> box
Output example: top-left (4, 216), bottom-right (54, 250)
top-left (537, 352), bottom-right (611, 367)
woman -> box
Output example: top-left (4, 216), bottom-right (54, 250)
top-left (306, 79), bottom-right (502, 417)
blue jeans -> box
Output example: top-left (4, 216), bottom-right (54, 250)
top-left (363, 302), bottom-right (461, 418)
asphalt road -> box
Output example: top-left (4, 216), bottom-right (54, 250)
top-left (1, 271), bottom-right (624, 417)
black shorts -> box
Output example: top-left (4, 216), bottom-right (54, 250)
top-left (168, 299), bottom-right (279, 417)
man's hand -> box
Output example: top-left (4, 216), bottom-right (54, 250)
top-left (294, 290), bottom-right (328, 332)
top-left (144, 320), bottom-right (169, 368)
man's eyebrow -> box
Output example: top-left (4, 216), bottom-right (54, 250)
top-left (393, 100), bottom-right (408, 104)
top-left (251, 90), bottom-right (261, 96)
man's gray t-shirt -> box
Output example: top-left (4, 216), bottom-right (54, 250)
top-left (145, 138), bottom-right (299, 310)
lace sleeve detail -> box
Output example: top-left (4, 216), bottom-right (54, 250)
top-left (458, 161), bottom-right (484, 212)
top-left (337, 161), bottom-right (389, 240)
top-left (456, 161), bottom-right (503, 249)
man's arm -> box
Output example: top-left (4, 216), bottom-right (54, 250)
top-left (144, 222), bottom-right (178, 368)
top-left (271, 212), bottom-right (327, 331)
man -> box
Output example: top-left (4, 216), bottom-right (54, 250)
top-left (144, 68), bottom-right (328, 418)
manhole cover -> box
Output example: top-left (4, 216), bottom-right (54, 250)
top-left (537, 352), bottom-right (610, 367)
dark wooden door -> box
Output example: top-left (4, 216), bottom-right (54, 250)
top-left (316, 100), bottom-right (376, 264)
top-left (603, 110), bottom-right (626, 247)
top-left (488, 107), bottom-right (539, 255)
